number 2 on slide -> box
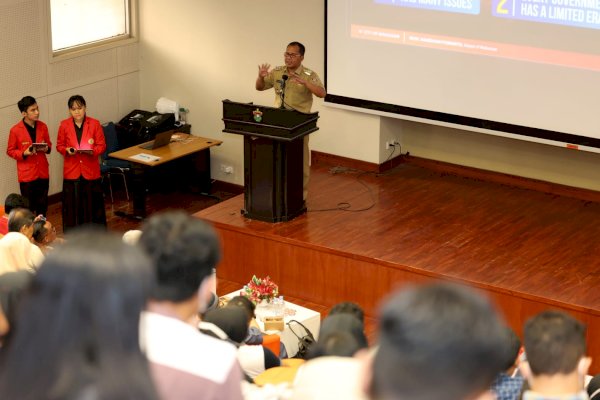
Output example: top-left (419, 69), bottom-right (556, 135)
top-left (496, 0), bottom-right (509, 14)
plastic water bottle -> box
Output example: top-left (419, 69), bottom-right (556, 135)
top-left (274, 296), bottom-right (285, 317)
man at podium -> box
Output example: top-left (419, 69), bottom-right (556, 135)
top-left (255, 41), bottom-right (326, 201)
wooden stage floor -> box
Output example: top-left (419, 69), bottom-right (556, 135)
top-left (196, 159), bottom-right (600, 370)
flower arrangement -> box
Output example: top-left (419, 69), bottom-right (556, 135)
top-left (240, 275), bottom-right (279, 305)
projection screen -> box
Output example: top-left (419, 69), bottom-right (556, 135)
top-left (325, 0), bottom-right (600, 151)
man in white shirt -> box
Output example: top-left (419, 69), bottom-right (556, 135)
top-left (138, 211), bottom-right (243, 400)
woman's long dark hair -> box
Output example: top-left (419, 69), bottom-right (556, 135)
top-left (0, 230), bottom-right (158, 400)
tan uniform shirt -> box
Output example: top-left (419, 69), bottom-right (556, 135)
top-left (263, 65), bottom-right (324, 113)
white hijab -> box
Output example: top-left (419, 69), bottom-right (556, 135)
top-left (0, 232), bottom-right (44, 275)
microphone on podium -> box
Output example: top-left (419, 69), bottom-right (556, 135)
top-left (279, 74), bottom-right (288, 108)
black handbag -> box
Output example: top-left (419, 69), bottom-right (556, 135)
top-left (287, 319), bottom-right (316, 359)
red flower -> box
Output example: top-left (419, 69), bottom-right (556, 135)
top-left (240, 275), bottom-right (279, 305)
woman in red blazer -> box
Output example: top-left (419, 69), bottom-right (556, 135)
top-left (6, 96), bottom-right (52, 216)
top-left (56, 95), bottom-right (107, 232)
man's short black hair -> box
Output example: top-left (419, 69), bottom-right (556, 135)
top-left (4, 193), bottom-right (29, 214)
top-left (308, 331), bottom-right (361, 359)
top-left (8, 208), bottom-right (34, 233)
top-left (370, 283), bottom-right (506, 400)
top-left (524, 310), bottom-right (586, 376)
top-left (329, 301), bottom-right (365, 325)
top-left (17, 96), bottom-right (36, 113)
top-left (287, 41), bottom-right (305, 56)
top-left (226, 295), bottom-right (256, 323)
top-left (498, 326), bottom-right (522, 371)
top-left (139, 211), bottom-right (221, 302)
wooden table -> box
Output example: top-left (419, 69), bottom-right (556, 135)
top-left (109, 133), bottom-right (222, 218)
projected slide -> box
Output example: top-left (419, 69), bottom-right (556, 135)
top-left (326, 0), bottom-right (600, 146)
top-left (492, 0), bottom-right (600, 30)
top-left (375, 0), bottom-right (481, 15)
top-left (354, 0), bottom-right (600, 70)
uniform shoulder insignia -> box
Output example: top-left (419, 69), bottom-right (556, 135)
top-left (303, 68), bottom-right (313, 76)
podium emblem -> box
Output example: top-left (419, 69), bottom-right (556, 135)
top-left (253, 108), bottom-right (263, 123)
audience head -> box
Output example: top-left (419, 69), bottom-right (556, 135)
top-left (0, 229), bottom-right (157, 399)
top-left (328, 301), bottom-right (365, 325)
top-left (8, 208), bottom-right (35, 239)
top-left (202, 307), bottom-right (249, 345)
top-left (0, 232), bottom-right (44, 274)
top-left (0, 270), bottom-right (32, 344)
top-left (309, 313), bottom-right (368, 359)
top-left (32, 217), bottom-right (57, 247)
top-left (369, 283), bottom-right (506, 400)
top-left (308, 331), bottom-right (362, 360)
top-left (139, 211), bottom-right (221, 312)
top-left (226, 295), bottom-right (256, 324)
top-left (3, 193), bottom-right (28, 215)
top-left (522, 310), bottom-right (589, 378)
top-left (498, 326), bottom-right (522, 372)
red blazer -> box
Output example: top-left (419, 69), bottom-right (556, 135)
top-left (6, 120), bottom-right (52, 182)
top-left (56, 116), bottom-right (106, 180)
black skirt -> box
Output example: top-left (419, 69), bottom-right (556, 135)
top-left (62, 178), bottom-right (107, 233)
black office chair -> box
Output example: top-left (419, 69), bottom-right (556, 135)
top-left (101, 122), bottom-right (131, 202)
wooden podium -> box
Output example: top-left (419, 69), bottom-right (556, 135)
top-left (222, 100), bottom-right (319, 222)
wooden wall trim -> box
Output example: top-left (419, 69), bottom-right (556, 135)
top-left (312, 151), bottom-right (380, 172)
top-left (311, 150), bottom-right (600, 203)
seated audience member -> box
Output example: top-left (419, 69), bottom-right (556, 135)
top-left (0, 194), bottom-right (28, 236)
top-left (286, 304), bottom-right (369, 400)
top-left (138, 211), bottom-right (244, 400)
top-left (490, 327), bottom-right (524, 400)
top-left (0, 270), bottom-right (33, 346)
top-left (0, 232), bottom-right (44, 274)
top-left (7, 208), bottom-right (35, 240)
top-left (520, 310), bottom-right (591, 400)
top-left (289, 311), bottom-right (371, 400)
top-left (226, 296), bottom-right (277, 350)
top-left (226, 295), bottom-right (257, 328)
top-left (0, 230), bottom-right (158, 399)
top-left (202, 306), bottom-right (281, 379)
top-left (369, 283), bottom-right (506, 400)
top-left (32, 217), bottom-right (60, 253)
top-left (200, 307), bottom-right (249, 344)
